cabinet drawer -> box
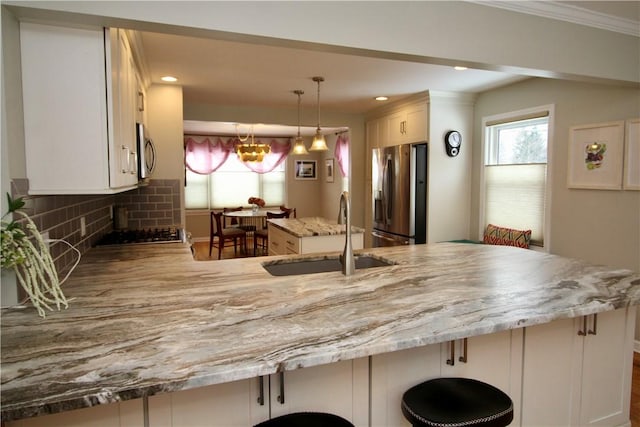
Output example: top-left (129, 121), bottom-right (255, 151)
top-left (268, 226), bottom-right (300, 255)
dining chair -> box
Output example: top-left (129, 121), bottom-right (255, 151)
top-left (254, 210), bottom-right (290, 256)
top-left (224, 206), bottom-right (257, 233)
top-left (279, 205), bottom-right (297, 218)
top-left (210, 211), bottom-right (247, 259)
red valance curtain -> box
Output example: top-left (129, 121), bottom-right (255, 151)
top-left (231, 137), bottom-right (292, 174)
top-left (184, 135), bottom-right (292, 174)
top-left (334, 134), bottom-right (350, 177)
top-left (184, 136), bottom-right (233, 174)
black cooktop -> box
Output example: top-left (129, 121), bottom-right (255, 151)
top-left (96, 228), bottom-right (182, 246)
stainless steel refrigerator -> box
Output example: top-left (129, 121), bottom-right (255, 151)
top-left (372, 143), bottom-right (427, 246)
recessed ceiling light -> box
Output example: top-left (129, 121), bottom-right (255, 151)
top-left (454, 66), bottom-right (468, 71)
top-left (161, 76), bottom-right (178, 82)
top-left (375, 96), bottom-right (389, 101)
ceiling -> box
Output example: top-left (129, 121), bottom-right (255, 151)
top-left (134, 1), bottom-right (638, 136)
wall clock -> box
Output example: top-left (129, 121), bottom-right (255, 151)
top-left (445, 130), bottom-right (462, 157)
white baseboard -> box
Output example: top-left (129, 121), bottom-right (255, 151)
top-left (634, 339), bottom-right (640, 353)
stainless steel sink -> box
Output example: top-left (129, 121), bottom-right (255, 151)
top-left (262, 255), bottom-right (396, 276)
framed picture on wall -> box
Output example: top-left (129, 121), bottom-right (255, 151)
top-left (295, 160), bottom-right (317, 180)
top-left (567, 121), bottom-right (624, 190)
top-left (326, 159), bottom-right (334, 182)
top-left (623, 118), bottom-right (640, 190)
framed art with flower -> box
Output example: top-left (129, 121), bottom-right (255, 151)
top-left (567, 121), bottom-right (624, 190)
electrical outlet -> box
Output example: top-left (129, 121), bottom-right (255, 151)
top-left (42, 231), bottom-right (50, 249)
top-left (80, 217), bottom-right (86, 237)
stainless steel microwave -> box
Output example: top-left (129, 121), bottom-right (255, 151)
top-left (136, 123), bottom-right (156, 179)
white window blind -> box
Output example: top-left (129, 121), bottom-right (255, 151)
top-left (185, 154), bottom-right (285, 210)
top-left (483, 114), bottom-right (549, 246)
top-left (485, 164), bottom-right (546, 243)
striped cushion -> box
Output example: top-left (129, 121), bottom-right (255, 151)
top-left (483, 224), bottom-right (531, 249)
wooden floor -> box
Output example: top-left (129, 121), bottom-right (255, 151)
top-left (192, 238), bottom-right (266, 261)
top-left (193, 239), bottom-right (640, 425)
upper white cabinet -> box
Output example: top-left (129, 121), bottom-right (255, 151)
top-left (386, 102), bottom-right (428, 146)
top-left (20, 23), bottom-right (140, 194)
top-left (367, 96), bottom-right (429, 149)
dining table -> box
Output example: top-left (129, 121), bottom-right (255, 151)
top-left (222, 208), bottom-right (284, 233)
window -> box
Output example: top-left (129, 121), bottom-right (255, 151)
top-left (185, 155), bottom-right (286, 210)
top-left (482, 108), bottom-right (551, 247)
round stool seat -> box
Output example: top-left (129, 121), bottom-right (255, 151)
top-left (254, 412), bottom-right (354, 427)
top-left (401, 377), bottom-right (513, 427)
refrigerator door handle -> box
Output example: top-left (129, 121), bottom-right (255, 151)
top-left (384, 155), bottom-right (394, 223)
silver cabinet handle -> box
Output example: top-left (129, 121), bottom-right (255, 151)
top-left (138, 91), bottom-right (145, 112)
top-left (588, 313), bottom-right (598, 335)
top-left (578, 315), bottom-right (588, 336)
top-left (446, 340), bottom-right (455, 366)
top-left (276, 371), bottom-right (285, 404)
top-left (458, 338), bottom-right (468, 363)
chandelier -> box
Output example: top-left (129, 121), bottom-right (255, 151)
top-left (235, 124), bottom-right (271, 162)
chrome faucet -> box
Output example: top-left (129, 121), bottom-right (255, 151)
top-left (338, 191), bottom-right (355, 276)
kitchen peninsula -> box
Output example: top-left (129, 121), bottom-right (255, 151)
top-left (1, 242), bottom-right (639, 426)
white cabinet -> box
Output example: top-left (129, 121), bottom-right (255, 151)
top-left (386, 102), bottom-right (428, 146)
top-left (268, 226), bottom-right (364, 256)
top-left (368, 100), bottom-right (428, 148)
top-left (20, 23), bottom-right (139, 194)
top-left (149, 377), bottom-right (269, 426)
top-left (370, 330), bottom-right (522, 427)
top-left (521, 307), bottom-right (635, 427)
top-left (6, 399), bottom-right (143, 427)
top-left (148, 358), bottom-right (368, 427)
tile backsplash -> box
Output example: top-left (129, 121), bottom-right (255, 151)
top-left (10, 179), bottom-right (182, 280)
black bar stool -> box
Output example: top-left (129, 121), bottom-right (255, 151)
top-left (401, 377), bottom-right (513, 427)
top-left (254, 412), bottom-right (354, 427)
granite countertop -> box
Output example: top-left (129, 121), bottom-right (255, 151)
top-left (268, 216), bottom-right (365, 238)
top-left (1, 242), bottom-right (639, 421)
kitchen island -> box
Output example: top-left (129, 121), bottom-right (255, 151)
top-left (1, 242), bottom-right (639, 426)
top-left (267, 216), bottom-right (364, 255)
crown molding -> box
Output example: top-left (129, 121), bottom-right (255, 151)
top-left (471, 1), bottom-right (640, 37)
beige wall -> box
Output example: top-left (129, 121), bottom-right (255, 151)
top-left (472, 78), bottom-right (640, 272)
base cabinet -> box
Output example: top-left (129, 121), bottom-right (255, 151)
top-left (521, 306), bottom-right (635, 427)
top-left (6, 399), bottom-right (143, 427)
top-left (268, 226), bottom-right (364, 256)
top-left (5, 310), bottom-right (634, 427)
top-left (148, 358), bottom-right (368, 427)
top-left (370, 330), bottom-right (522, 427)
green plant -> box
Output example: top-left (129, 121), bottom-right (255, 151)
top-left (1, 193), bottom-right (68, 317)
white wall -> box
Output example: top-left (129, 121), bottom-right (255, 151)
top-left (147, 84), bottom-right (185, 225)
top-left (4, 2), bottom-right (638, 84)
top-left (427, 92), bottom-right (475, 243)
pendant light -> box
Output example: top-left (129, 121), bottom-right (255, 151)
top-left (291, 90), bottom-right (309, 155)
top-left (309, 76), bottom-right (328, 151)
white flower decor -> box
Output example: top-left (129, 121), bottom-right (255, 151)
top-left (1, 193), bottom-right (68, 317)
